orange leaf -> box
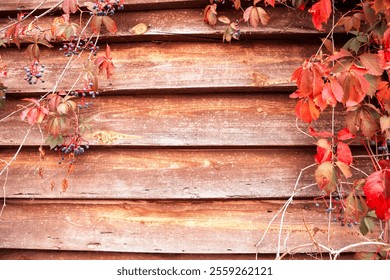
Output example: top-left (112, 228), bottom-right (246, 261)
top-left (295, 98), bottom-right (320, 123)
top-left (61, 178), bottom-right (69, 193)
top-left (67, 163), bottom-right (74, 175)
top-left (315, 162), bottom-right (338, 194)
top-left (63, 0), bottom-right (78, 14)
top-left (204, 4), bottom-right (217, 26)
top-left (244, 6), bottom-right (269, 28)
top-left (102, 16), bottom-right (118, 34)
top-left (359, 53), bottom-right (384, 76)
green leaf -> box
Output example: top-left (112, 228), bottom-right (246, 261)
top-left (45, 134), bottom-right (65, 149)
top-left (364, 216), bottom-right (375, 233)
top-left (359, 217), bottom-right (369, 235)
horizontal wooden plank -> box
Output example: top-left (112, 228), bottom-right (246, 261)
top-left (0, 0), bottom-right (207, 13)
top-left (0, 249), bottom-right (356, 260)
top-left (0, 95), bottom-right (345, 147)
top-left (0, 199), bottom-right (379, 254)
top-left (0, 8), bottom-right (332, 43)
top-left (0, 147), bottom-right (371, 199)
top-left (2, 41), bottom-right (317, 96)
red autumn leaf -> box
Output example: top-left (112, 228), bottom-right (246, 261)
top-left (295, 98), bottom-right (320, 123)
top-left (243, 6), bottom-right (270, 28)
top-left (321, 76), bottom-right (344, 107)
top-left (232, 0), bottom-right (241, 10)
top-left (337, 13), bottom-right (364, 33)
top-left (379, 159), bottom-right (390, 170)
top-left (337, 141), bottom-right (353, 165)
top-left (359, 53), bottom-right (384, 76)
top-left (95, 44), bottom-right (114, 79)
top-left (291, 60), bottom-right (327, 98)
top-left (47, 93), bottom-right (62, 111)
top-left (338, 64), bottom-right (370, 107)
top-left (45, 113), bottom-right (72, 136)
top-left (308, 0), bottom-right (332, 31)
top-left (51, 14), bottom-right (79, 39)
top-left (91, 15), bottom-right (117, 34)
top-left (102, 16), bottom-right (117, 33)
top-left (372, 0), bottom-right (390, 14)
top-left (63, 0), bottom-right (78, 14)
top-left (377, 81), bottom-right (390, 111)
top-left (315, 139), bottom-right (332, 164)
top-left (5, 22), bottom-right (22, 49)
top-left (363, 169), bottom-right (390, 221)
top-left (328, 48), bottom-right (353, 61)
top-left (20, 98), bottom-right (49, 126)
top-left (264, 0), bottom-right (275, 7)
top-left (26, 43), bottom-right (40, 62)
top-left (335, 161), bottom-right (352, 179)
top-left (337, 127), bottom-right (355, 141)
top-left (309, 127), bottom-right (333, 138)
top-left (315, 161), bottom-right (338, 194)
top-left (204, 4), bottom-right (218, 26)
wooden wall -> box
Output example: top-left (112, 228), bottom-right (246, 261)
top-left (0, 0), bottom-right (377, 260)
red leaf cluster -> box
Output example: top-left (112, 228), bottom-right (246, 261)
top-left (364, 169), bottom-right (390, 221)
top-left (20, 98), bottom-right (49, 126)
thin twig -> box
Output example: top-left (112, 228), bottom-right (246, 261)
top-left (295, 118), bottom-right (314, 139)
top-left (278, 241), bottom-right (388, 260)
top-left (0, 0), bottom-right (63, 34)
top-left (0, 159), bottom-right (9, 218)
top-left (255, 163), bottom-right (317, 258)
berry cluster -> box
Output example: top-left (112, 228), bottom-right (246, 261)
top-left (315, 196), bottom-right (360, 227)
top-left (373, 139), bottom-right (390, 153)
top-left (59, 36), bottom-right (99, 57)
top-left (24, 61), bottom-right (45, 85)
top-left (69, 87), bottom-right (100, 99)
top-left (58, 143), bottom-right (89, 155)
top-left (90, 0), bottom-right (124, 16)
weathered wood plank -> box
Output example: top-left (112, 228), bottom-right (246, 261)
top-left (1, 147), bottom-right (371, 199)
top-left (0, 8), bottom-right (331, 42)
top-left (0, 199), bottom-right (379, 254)
top-left (0, 95), bottom-right (345, 147)
top-left (0, 249), bottom-right (356, 260)
top-left (1, 41), bottom-right (317, 96)
top-left (0, 0), bottom-right (207, 13)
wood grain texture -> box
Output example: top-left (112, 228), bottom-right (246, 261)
top-left (1, 147), bottom-right (372, 200)
top-left (0, 199), bottom-right (379, 254)
top-left (0, 95), bottom-right (345, 147)
top-left (0, 0), bottom-right (207, 13)
top-left (0, 249), bottom-right (356, 260)
top-left (2, 41), bottom-right (317, 96)
top-left (0, 8), bottom-right (331, 42)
